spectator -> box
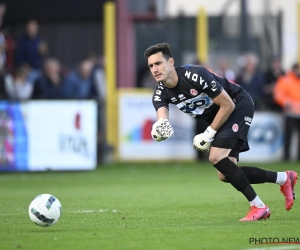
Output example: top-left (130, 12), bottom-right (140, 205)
top-left (4, 66), bottom-right (33, 101)
top-left (63, 57), bottom-right (98, 99)
top-left (84, 52), bottom-right (109, 163)
top-left (273, 63), bottom-right (300, 161)
top-left (263, 56), bottom-right (285, 111)
top-left (31, 58), bottom-right (65, 99)
top-left (15, 19), bottom-right (48, 70)
top-left (85, 52), bottom-right (106, 103)
top-left (235, 52), bottom-right (265, 110)
top-left (215, 58), bottom-right (236, 82)
top-left (93, 59), bottom-right (106, 103)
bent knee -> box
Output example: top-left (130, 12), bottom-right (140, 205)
top-left (217, 171), bottom-right (228, 182)
top-left (209, 150), bottom-right (230, 165)
top-left (208, 154), bottom-right (221, 165)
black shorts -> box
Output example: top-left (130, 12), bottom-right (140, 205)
top-left (211, 92), bottom-right (254, 156)
top-left (217, 139), bottom-right (249, 162)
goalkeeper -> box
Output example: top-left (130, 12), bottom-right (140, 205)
top-left (144, 43), bottom-right (298, 222)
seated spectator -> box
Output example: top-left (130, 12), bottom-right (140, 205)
top-left (31, 58), bottom-right (65, 99)
top-left (63, 57), bottom-right (98, 99)
top-left (235, 52), bottom-right (265, 110)
top-left (15, 19), bottom-right (48, 70)
top-left (263, 55), bottom-right (285, 111)
top-left (4, 66), bottom-right (33, 101)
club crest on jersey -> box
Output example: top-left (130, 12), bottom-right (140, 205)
top-left (232, 123), bottom-right (239, 132)
top-left (190, 89), bottom-right (198, 96)
top-left (210, 81), bottom-right (217, 92)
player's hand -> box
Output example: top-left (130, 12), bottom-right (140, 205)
top-left (151, 118), bottom-right (174, 142)
top-left (193, 126), bottom-right (217, 152)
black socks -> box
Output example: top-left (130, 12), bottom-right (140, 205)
top-left (214, 157), bottom-right (257, 202)
top-left (240, 166), bottom-right (277, 184)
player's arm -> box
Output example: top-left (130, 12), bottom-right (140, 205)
top-left (156, 106), bottom-right (169, 120)
top-left (193, 90), bottom-right (235, 152)
top-left (210, 90), bottom-right (235, 131)
top-left (151, 106), bottom-right (174, 142)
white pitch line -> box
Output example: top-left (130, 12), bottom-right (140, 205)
top-left (73, 209), bottom-right (118, 213)
top-left (74, 210), bottom-right (95, 213)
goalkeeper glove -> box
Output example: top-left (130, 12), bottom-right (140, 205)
top-left (193, 126), bottom-right (217, 152)
top-left (151, 118), bottom-right (174, 142)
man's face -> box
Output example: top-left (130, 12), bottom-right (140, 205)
top-left (26, 20), bottom-right (39, 38)
top-left (79, 59), bottom-right (94, 79)
top-left (147, 52), bottom-right (173, 82)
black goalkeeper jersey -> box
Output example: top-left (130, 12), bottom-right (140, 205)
top-left (152, 64), bottom-right (245, 123)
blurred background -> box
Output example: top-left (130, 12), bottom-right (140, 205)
top-left (0, 0), bottom-right (300, 172)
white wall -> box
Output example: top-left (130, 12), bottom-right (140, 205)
top-left (166, 0), bottom-right (299, 70)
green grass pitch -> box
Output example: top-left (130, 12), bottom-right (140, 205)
top-left (0, 161), bottom-right (299, 250)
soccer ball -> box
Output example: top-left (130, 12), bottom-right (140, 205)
top-left (28, 194), bottom-right (62, 227)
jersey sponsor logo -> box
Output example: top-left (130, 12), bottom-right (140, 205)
top-left (178, 94), bottom-right (186, 100)
top-left (154, 86), bottom-right (163, 102)
top-left (184, 70), bottom-right (208, 89)
top-left (232, 123), bottom-right (239, 132)
top-left (190, 89), bottom-right (198, 96)
top-left (154, 96), bottom-right (161, 101)
top-left (176, 93), bottom-right (214, 117)
top-left (199, 77), bottom-right (208, 89)
top-left (210, 81), bottom-right (217, 92)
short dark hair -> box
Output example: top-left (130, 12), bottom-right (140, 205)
top-left (144, 43), bottom-right (173, 60)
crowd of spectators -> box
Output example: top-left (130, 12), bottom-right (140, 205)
top-left (209, 52), bottom-right (287, 112)
top-left (0, 13), bottom-right (106, 103)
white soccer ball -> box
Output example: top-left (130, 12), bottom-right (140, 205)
top-left (28, 194), bottom-right (62, 227)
